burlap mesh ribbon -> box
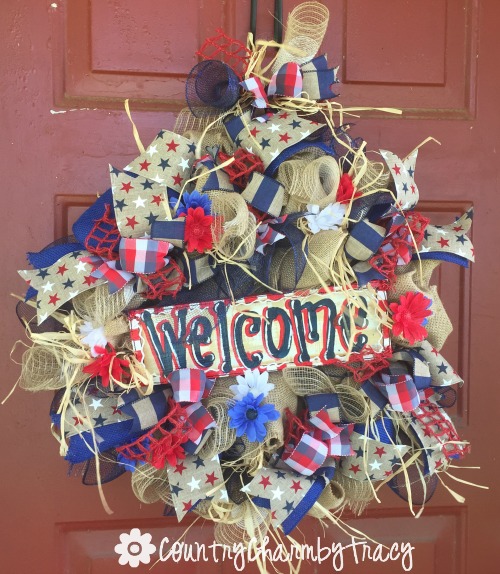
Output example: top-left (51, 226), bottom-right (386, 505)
top-left (272, 1), bottom-right (330, 73)
top-left (308, 479), bottom-right (346, 517)
top-left (389, 259), bottom-right (452, 350)
top-left (213, 501), bottom-right (271, 548)
top-left (131, 463), bottom-right (171, 504)
top-left (332, 472), bottom-right (375, 515)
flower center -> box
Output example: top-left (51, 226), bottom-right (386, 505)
top-left (245, 407), bottom-right (258, 421)
top-left (402, 310), bottom-right (414, 322)
top-left (191, 224), bottom-right (204, 237)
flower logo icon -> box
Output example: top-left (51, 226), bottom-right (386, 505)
top-left (115, 528), bottom-right (156, 568)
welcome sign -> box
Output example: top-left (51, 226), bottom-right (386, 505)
top-left (128, 287), bottom-right (391, 381)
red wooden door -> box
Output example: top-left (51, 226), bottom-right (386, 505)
top-left (0, 1), bottom-right (498, 573)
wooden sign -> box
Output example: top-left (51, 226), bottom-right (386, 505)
top-left (128, 287), bottom-right (391, 380)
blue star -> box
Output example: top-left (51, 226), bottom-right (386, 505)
top-left (276, 470), bottom-right (286, 479)
top-left (145, 212), bottom-right (159, 226)
top-left (402, 182), bottom-right (409, 192)
top-left (93, 414), bottom-right (107, 426)
top-left (157, 130), bottom-right (166, 138)
top-left (389, 456), bottom-right (400, 466)
top-left (456, 234), bottom-right (466, 245)
top-left (187, 143), bottom-right (197, 154)
top-left (36, 268), bottom-right (49, 279)
top-left (260, 138), bottom-right (271, 149)
top-left (171, 484), bottom-right (183, 496)
top-left (115, 199), bottom-right (127, 212)
top-left (234, 136), bottom-right (242, 147)
top-left (289, 120), bottom-right (301, 129)
top-left (62, 278), bottom-right (75, 289)
top-left (283, 500), bottom-right (294, 513)
top-left (437, 362), bottom-right (448, 374)
top-left (110, 166), bottom-right (121, 176)
top-left (465, 209), bottom-right (473, 220)
top-left (142, 179), bottom-right (154, 190)
top-left (69, 251), bottom-right (82, 259)
top-left (193, 456), bottom-right (205, 468)
top-left (408, 167), bottom-right (415, 177)
top-left (424, 230), bottom-right (432, 240)
top-left (355, 446), bottom-right (364, 458)
top-left (158, 158), bottom-right (170, 170)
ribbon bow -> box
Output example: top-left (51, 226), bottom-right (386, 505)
top-left (241, 55), bottom-right (338, 108)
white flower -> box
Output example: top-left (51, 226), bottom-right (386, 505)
top-left (79, 321), bottom-right (108, 357)
top-left (114, 528), bottom-right (156, 568)
top-left (305, 202), bottom-right (347, 234)
top-left (230, 369), bottom-right (274, 400)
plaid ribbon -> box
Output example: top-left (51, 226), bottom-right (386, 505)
top-left (183, 401), bottom-right (216, 449)
top-left (267, 62), bottom-right (303, 98)
top-left (239, 76), bottom-right (268, 108)
top-left (151, 219), bottom-right (186, 248)
top-left (255, 215), bottom-right (287, 254)
top-left (241, 172), bottom-right (284, 217)
top-left (166, 368), bottom-right (214, 403)
top-left (309, 410), bottom-right (354, 457)
top-left (118, 388), bottom-right (173, 435)
top-left (305, 393), bottom-right (341, 422)
top-left (82, 255), bottom-right (134, 294)
top-left (118, 238), bottom-right (172, 274)
top-left (283, 433), bottom-right (328, 476)
top-left (301, 55), bottom-right (339, 100)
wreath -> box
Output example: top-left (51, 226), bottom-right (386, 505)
top-left (12, 1), bottom-right (476, 560)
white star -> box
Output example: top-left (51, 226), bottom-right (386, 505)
top-left (271, 486), bottom-right (284, 500)
top-left (178, 157), bottom-right (190, 171)
top-left (269, 149), bottom-right (280, 161)
top-left (240, 483), bottom-right (251, 493)
top-left (395, 444), bottom-right (407, 451)
top-left (219, 489), bottom-right (229, 502)
top-left (124, 164), bottom-right (132, 171)
top-left (38, 312), bottom-right (48, 323)
top-left (420, 245), bottom-right (431, 253)
top-left (69, 290), bottom-right (80, 298)
top-left (268, 123), bottom-right (281, 133)
top-left (41, 280), bottom-right (54, 293)
top-left (211, 455), bottom-right (219, 462)
top-left (74, 260), bottom-right (87, 273)
top-left (187, 476), bottom-right (201, 491)
top-left (369, 460), bottom-right (382, 471)
top-left (90, 398), bottom-right (103, 410)
top-left (442, 379), bottom-right (453, 385)
top-left (246, 146), bottom-right (253, 154)
top-left (300, 130), bottom-right (311, 138)
top-left (133, 196), bottom-right (146, 208)
top-left (436, 228), bottom-right (447, 235)
top-left (147, 144), bottom-right (158, 157)
top-left (152, 174), bottom-right (165, 183)
top-left (457, 249), bottom-right (466, 256)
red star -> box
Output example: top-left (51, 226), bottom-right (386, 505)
top-left (279, 132), bottom-right (292, 143)
top-left (385, 470), bottom-right (393, 477)
top-left (126, 216), bottom-right (139, 229)
top-left (392, 164), bottom-right (401, 175)
top-left (249, 127), bottom-right (260, 137)
top-left (83, 275), bottom-right (98, 287)
top-left (259, 475), bottom-right (272, 489)
top-left (437, 237), bottom-right (450, 248)
top-left (151, 195), bottom-right (162, 206)
top-left (182, 501), bottom-right (193, 512)
top-left (349, 464), bottom-right (361, 474)
top-left (290, 480), bottom-right (303, 493)
top-left (56, 264), bottom-right (68, 276)
top-left (112, 405), bottom-right (122, 415)
top-left (166, 139), bottom-right (180, 152)
top-left (374, 446), bottom-right (386, 458)
top-left (423, 427), bottom-right (433, 437)
top-left (452, 225), bottom-right (463, 232)
top-left (120, 181), bottom-right (133, 193)
top-left (73, 416), bottom-right (84, 426)
top-left (431, 347), bottom-right (440, 356)
top-left (139, 160), bottom-right (151, 171)
top-left (49, 293), bottom-right (61, 305)
top-left (279, 112), bottom-right (289, 119)
top-left (435, 459), bottom-right (443, 469)
top-left (172, 173), bottom-right (183, 186)
top-left (205, 472), bottom-right (218, 486)
top-left (271, 511), bottom-right (277, 520)
top-left (310, 120), bottom-right (320, 125)
top-left (410, 184), bottom-right (416, 194)
top-left (175, 462), bottom-right (187, 475)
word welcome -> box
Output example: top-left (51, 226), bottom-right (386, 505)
top-left (158, 536), bottom-right (415, 571)
top-left (129, 287), bottom-right (390, 380)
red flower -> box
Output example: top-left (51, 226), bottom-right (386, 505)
top-left (184, 207), bottom-right (213, 253)
top-left (150, 439), bottom-right (187, 469)
top-left (389, 291), bottom-right (433, 344)
top-left (336, 174), bottom-right (362, 204)
top-left (83, 345), bottom-right (130, 388)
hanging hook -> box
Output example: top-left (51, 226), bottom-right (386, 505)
top-left (250, 0), bottom-right (284, 44)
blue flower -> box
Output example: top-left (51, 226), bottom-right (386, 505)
top-left (228, 392), bottom-right (280, 443)
top-left (176, 191), bottom-right (212, 218)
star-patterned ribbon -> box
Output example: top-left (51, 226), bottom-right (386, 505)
top-left (380, 148), bottom-right (419, 212)
top-left (166, 454), bottom-right (226, 520)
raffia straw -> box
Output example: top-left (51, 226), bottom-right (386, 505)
top-left (124, 99), bottom-right (145, 154)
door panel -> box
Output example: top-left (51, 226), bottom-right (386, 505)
top-left (1, 1), bottom-right (497, 573)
